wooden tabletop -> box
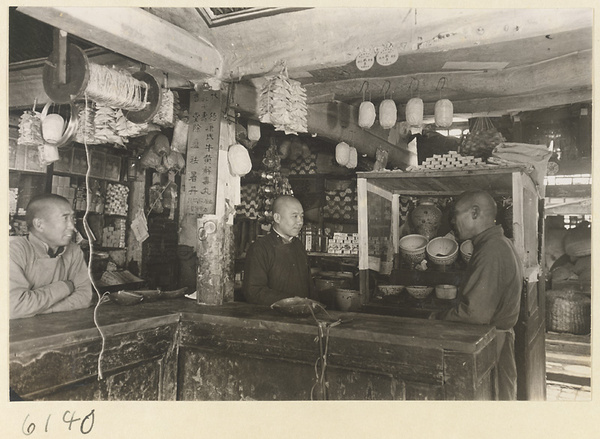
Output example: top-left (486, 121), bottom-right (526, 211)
top-left (10, 298), bottom-right (496, 355)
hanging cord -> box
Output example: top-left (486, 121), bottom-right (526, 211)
top-left (436, 77), bottom-right (447, 100)
top-left (81, 93), bottom-right (111, 380)
top-left (381, 80), bottom-right (391, 100)
top-left (359, 81), bottom-right (370, 102)
top-left (307, 305), bottom-right (342, 400)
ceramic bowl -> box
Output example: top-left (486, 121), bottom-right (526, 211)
top-left (110, 290), bottom-right (144, 306)
top-left (335, 289), bottom-right (361, 311)
top-left (460, 240), bottom-right (473, 263)
top-left (405, 285), bottom-right (434, 300)
top-left (426, 237), bottom-right (459, 266)
top-left (435, 284), bottom-right (457, 300)
top-left (399, 234), bottom-right (428, 264)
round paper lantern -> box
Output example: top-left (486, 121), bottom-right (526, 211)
top-left (406, 97), bottom-right (424, 126)
top-left (247, 120), bottom-right (261, 141)
top-left (228, 143), bottom-right (252, 176)
top-left (379, 99), bottom-right (397, 129)
top-left (335, 141), bottom-right (350, 166)
top-left (434, 99), bottom-right (453, 128)
top-left (346, 146), bottom-right (358, 169)
top-left (358, 101), bottom-right (376, 128)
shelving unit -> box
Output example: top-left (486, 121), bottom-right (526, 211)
top-left (356, 166), bottom-right (547, 401)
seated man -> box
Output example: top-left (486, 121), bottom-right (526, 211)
top-left (243, 195), bottom-right (316, 305)
top-left (10, 194), bottom-right (93, 319)
top-left (435, 190), bottom-right (523, 400)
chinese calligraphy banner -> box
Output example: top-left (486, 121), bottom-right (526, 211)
top-left (185, 90), bottom-right (222, 214)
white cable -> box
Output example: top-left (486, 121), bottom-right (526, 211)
top-left (81, 93), bottom-right (109, 380)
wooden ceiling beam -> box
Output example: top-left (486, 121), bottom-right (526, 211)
top-left (17, 7), bottom-right (223, 84)
top-left (305, 50), bottom-right (592, 105)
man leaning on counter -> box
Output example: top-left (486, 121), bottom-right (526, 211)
top-left (243, 195), bottom-right (317, 305)
top-left (433, 190), bottom-right (523, 400)
top-left (10, 194), bottom-right (93, 319)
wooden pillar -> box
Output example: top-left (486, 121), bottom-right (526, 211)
top-left (180, 89), bottom-right (239, 305)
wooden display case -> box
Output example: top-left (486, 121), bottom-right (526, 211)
top-left (356, 166), bottom-right (546, 400)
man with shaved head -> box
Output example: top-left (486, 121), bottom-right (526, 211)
top-left (243, 195), bottom-right (316, 305)
top-left (436, 190), bottom-right (523, 400)
top-left (10, 194), bottom-right (92, 319)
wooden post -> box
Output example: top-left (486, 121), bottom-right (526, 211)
top-left (357, 177), bottom-right (369, 304)
top-left (179, 89), bottom-right (239, 305)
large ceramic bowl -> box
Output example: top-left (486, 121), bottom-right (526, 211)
top-left (426, 237), bottom-right (459, 266)
top-left (399, 234), bottom-right (428, 264)
top-left (405, 285), bottom-right (433, 300)
top-left (460, 240), bottom-right (474, 263)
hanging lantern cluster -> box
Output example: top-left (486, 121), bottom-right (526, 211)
top-left (357, 81), bottom-right (398, 130)
top-left (335, 136), bottom-right (358, 169)
top-left (258, 63), bottom-right (308, 135)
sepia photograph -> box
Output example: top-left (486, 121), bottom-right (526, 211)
top-left (3, 2), bottom-right (597, 438)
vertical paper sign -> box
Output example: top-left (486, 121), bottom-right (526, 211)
top-left (185, 90), bottom-right (222, 214)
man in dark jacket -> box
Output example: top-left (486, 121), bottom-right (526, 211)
top-left (437, 190), bottom-right (522, 400)
top-left (243, 195), bottom-right (316, 305)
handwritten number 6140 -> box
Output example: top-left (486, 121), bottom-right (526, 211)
top-left (22, 410), bottom-right (95, 435)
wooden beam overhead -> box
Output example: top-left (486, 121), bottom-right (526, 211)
top-left (17, 7), bottom-right (223, 84)
top-left (305, 50), bottom-right (593, 105)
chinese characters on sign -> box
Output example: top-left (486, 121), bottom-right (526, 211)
top-left (185, 91), bottom-right (222, 214)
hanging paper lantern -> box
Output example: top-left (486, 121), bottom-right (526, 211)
top-left (346, 146), bottom-right (358, 169)
top-left (434, 99), bottom-right (453, 128)
top-left (335, 141), bottom-right (350, 166)
top-left (406, 97), bottom-right (424, 126)
top-left (379, 99), bottom-right (397, 129)
top-left (247, 120), bottom-right (261, 141)
top-left (358, 101), bottom-right (376, 128)
top-left (228, 143), bottom-right (252, 176)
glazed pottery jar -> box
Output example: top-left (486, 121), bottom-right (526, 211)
top-left (410, 199), bottom-right (442, 240)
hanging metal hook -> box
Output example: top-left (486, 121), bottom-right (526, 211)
top-left (436, 77), bottom-right (447, 91)
top-left (359, 81), bottom-right (369, 102)
top-left (381, 80), bottom-right (391, 100)
top-left (409, 77), bottom-right (420, 96)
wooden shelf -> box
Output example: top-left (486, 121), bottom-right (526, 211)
top-left (358, 166), bottom-right (528, 197)
top-left (307, 252), bottom-right (358, 259)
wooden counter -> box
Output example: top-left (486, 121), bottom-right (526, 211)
top-left (10, 299), bottom-right (498, 401)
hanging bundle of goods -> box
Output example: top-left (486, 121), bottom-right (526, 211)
top-left (17, 109), bottom-right (44, 147)
top-left (459, 117), bottom-right (506, 158)
top-left (43, 43), bottom-right (162, 123)
top-left (152, 89), bottom-right (180, 127)
top-left (258, 64), bottom-right (308, 135)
